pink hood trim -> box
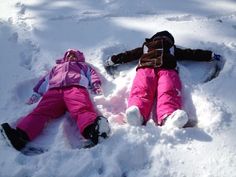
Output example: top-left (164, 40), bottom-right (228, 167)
top-left (56, 49), bottom-right (85, 64)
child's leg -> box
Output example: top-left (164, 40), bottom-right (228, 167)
top-left (17, 89), bottom-right (66, 140)
top-left (128, 68), bottom-right (157, 124)
top-left (156, 69), bottom-right (182, 125)
top-left (63, 86), bottom-right (97, 136)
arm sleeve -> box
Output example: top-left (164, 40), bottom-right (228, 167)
top-left (174, 46), bottom-right (213, 62)
top-left (33, 66), bottom-right (54, 96)
top-left (87, 66), bottom-right (101, 87)
top-left (33, 74), bottom-right (49, 96)
top-left (111, 47), bottom-right (143, 64)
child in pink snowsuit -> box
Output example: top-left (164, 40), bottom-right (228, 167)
top-left (105, 31), bottom-right (223, 127)
top-left (1, 49), bottom-right (110, 150)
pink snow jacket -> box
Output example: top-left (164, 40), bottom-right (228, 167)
top-left (33, 49), bottom-right (101, 95)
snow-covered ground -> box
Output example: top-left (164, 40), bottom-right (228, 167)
top-left (0, 0), bottom-right (236, 177)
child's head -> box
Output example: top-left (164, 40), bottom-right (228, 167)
top-left (145, 31), bottom-right (175, 45)
top-left (64, 49), bottom-right (85, 62)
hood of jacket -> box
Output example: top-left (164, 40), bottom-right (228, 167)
top-left (56, 49), bottom-right (85, 64)
top-left (145, 30), bottom-right (175, 45)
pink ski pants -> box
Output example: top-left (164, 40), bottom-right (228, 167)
top-left (17, 86), bottom-right (97, 140)
top-left (128, 68), bottom-right (182, 125)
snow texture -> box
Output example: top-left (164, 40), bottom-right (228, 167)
top-left (0, 0), bottom-right (236, 177)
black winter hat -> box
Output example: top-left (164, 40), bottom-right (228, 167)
top-left (146, 30), bottom-right (175, 44)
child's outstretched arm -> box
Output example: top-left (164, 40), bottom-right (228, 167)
top-left (104, 47), bottom-right (143, 67)
top-left (87, 66), bottom-right (102, 95)
top-left (174, 46), bottom-right (224, 70)
top-left (104, 47), bottom-right (143, 75)
top-left (26, 73), bottom-right (50, 105)
top-left (174, 46), bottom-right (213, 62)
top-left (174, 46), bottom-right (225, 82)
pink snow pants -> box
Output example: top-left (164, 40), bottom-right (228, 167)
top-left (17, 86), bottom-right (97, 140)
top-left (128, 68), bottom-right (182, 125)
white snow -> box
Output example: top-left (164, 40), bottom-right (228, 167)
top-left (1, 0), bottom-right (236, 177)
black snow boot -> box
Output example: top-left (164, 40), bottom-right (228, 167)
top-left (83, 116), bottom-right (110, 147)
top-left (0, 123), bottom-right (29, 151)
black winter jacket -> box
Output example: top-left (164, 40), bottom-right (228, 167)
top-left (111, 31), bottom-right (213, 70)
